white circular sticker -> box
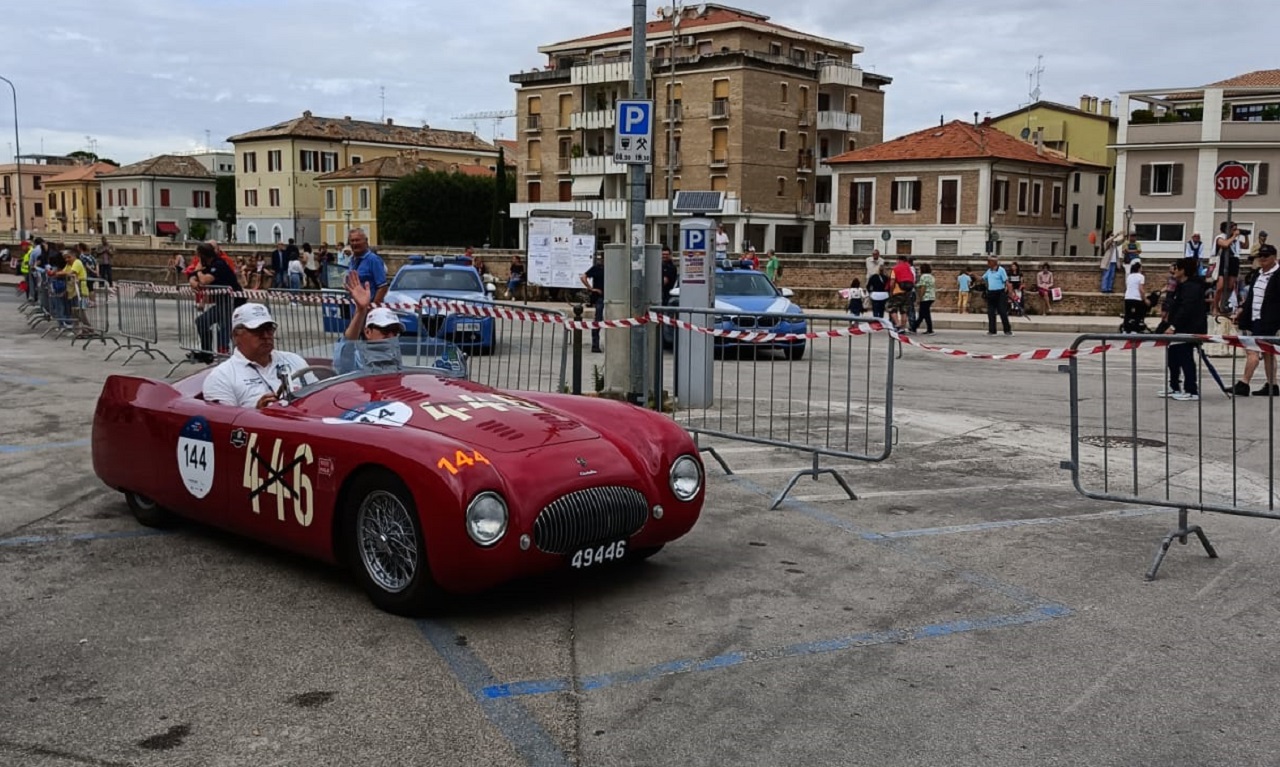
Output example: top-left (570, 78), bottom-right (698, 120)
top-left (177, 416), bottom-right (215, 499)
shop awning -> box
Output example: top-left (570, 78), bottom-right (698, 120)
top-left (156, 221), bottom-right (180, 236)
top-left (571, 176), bottom-right (604, 197)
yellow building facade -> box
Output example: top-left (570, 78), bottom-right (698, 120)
top-left (228, 112), bottom-right (498, 245)
top-left (42, 162), bottom-right (118, 236)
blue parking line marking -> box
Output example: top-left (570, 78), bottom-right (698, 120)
top-left (0, 373), bottom-right (49, 386)
top-left (481, 604), bottom-right (1066, 700)
top-left (417, 619), bottom-right (572, 767)
top-left (0, 529), bottom-right (168, 547)
top-left (0, 439), bottom-right (91, 454)
top-left (876, 506), bottom-right (1174, 539)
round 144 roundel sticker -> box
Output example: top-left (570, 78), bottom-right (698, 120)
top-left (177, 416), bottom-right (215, 499)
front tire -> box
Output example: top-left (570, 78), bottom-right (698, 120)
top-left (784, 344), bottom-right (806, 361)
top-left (341, 469), bottom-right (442, 616)
top-left (124, 491), bottom-right (175, 528)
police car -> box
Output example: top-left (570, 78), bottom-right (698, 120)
top-left (671, 259), bottom-right (807, 360)
top-left (385, 255), bottom-right (497, 354)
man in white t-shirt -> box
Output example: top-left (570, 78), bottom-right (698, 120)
top-left (202, 303), bottom-right (309, 408)
top-left (1122, 261), bottom-right (1147, 333)
top-left (865, 249), bottom-right (885, 283)
top-left (714, 224), bottom-right (730, 263)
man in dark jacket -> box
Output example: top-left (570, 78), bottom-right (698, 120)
top-left (1233, 244), bottom-right (1279, 396)
top-left (1161, 257), bottom-right (1209, 401)
top-left (270, 242), bottom-right (289, 288)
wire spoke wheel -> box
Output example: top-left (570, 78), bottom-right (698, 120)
top-left (357, 490), bottom-right (420, 594)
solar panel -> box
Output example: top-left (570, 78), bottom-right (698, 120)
top-left (672, 190), bottom-right (725, 213)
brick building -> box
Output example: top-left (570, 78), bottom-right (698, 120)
top-left (508, 3), bottom-right (890, 253)
top-left (826, 119), bottom-right (1076, 258)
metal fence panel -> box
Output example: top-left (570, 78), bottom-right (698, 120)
top-left (1066, 332), bottom-right (1279, 578)
top-left (108, 281), bottom-right (171, 365)
top-left (415, 296), bottom-right (569, 393)
top-left (651, 306), bottom-right (895, 508)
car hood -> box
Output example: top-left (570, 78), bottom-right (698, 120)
top-left (715, 295), bottom-right (797, 315)
top-left (385, 289), bottom-right (491, 312)
top-left (307, 373), bottom-right (598, 453)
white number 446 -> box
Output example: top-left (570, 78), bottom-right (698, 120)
top-left (571, 540), bottom-right (626, 569)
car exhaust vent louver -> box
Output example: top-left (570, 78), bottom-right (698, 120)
top-left (532, 486), bottom-right (649, 555)
top-left (475, 419), bottom-right (525, 442)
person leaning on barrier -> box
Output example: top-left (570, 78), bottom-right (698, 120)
top-left (202, 303), bottom-right (309, 409)
top-left (188, 242), bottom-right (242, 364)
top-left (581, 252), bottom-right (605, 353)
top-left (1233, 244), bottom-right (1280, 397)
top-left (333, 270), bottom-right (404, 375)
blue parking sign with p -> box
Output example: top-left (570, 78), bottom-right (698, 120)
top-left (682, 228), bottom-right (706, 252)
top-left (614, 99), bottom-right (653, 164)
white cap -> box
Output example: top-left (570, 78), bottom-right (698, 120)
top-left (231, 303), bottom-right (274, 330)
top-left (365, 307), bottom-right (404, 331)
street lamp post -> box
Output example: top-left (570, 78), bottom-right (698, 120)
top-left (660, 3), bottom-right (682, 255)
top-left (1124, 204), bottom-right (1133, 236)
top-left (0, 76), bottom-right (23, 240)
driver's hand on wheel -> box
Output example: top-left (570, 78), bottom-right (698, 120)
top-left (255, 393), bottom-right (280, 409)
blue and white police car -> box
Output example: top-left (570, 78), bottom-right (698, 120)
top-left (384, 255), bottom-right (497, 354)
top-left (671, 259), bottom-right (807, 360)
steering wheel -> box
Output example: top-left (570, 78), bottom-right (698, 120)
top-left (280, 365), bottom-right (338, 401)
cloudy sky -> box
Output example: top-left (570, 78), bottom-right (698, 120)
top-left (5, 0), bottom-right (1276, 164)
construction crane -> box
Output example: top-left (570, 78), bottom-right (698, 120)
top-left (452, 110), bottom-right (516, 142)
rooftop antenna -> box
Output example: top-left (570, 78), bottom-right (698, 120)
top-left (1024, 54), bottom-right (1044, 140)
top-left (380, 86), bottom-right (386, 122)
top-left (204, 129), bottom-right (211, 151)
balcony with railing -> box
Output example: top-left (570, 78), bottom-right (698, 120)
top-left (524, 114), bottom-right (542, 132)
top-left (556, 157), bottom-right (571, 174)
top-left (570, 109), bottom-right (615, 131)
top-left (666, 151), bottom-right (682, 170)
top-left (710, 99), bottom-right (730, 120)
top-left (524, 162), bottom-right (542, 176)
top-left (817, 111), bottom-right (861, 133)
top-left (571, 60), bottom-right (645, 86)
top-left (708, 149), bottom-right (728, 168)
top-left (186, 207), bottom-right (216, 219)
top-left (797, 150), bottom-right (814, 173)
top-left (571, 154), bottom-right (627, 175)
top-left (814, 202), bottom-right (832, 221)
top-left (665, 100), bottom-right (683, 123)
top-left (817, 60), bottom-right (864, 88)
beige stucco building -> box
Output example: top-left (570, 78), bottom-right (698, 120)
top-left (1114, 69), bottom-right (1280, 254)
top-left (228, 112), bottom-right (499, 245)
top-left (508, 3), bottom-right (890, 252)
top-left (0, 155), bottom-right (78, 237)
top-left (42, 162), bottom-right (118, 236)
top-left (98, 155), bottom-right (217, 238)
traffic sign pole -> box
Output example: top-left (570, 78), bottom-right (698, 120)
top-left (625, 0), bottom-right (650, 405)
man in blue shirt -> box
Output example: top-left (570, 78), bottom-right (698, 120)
top-left (982, 255), bottom-right (1012, 335)
top-left (346, 228), bottom-right (389, 303)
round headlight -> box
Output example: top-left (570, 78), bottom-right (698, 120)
top-left (669, 455), bottom-right (702, 502)
top-left (465, 492), bottom-right (508, 547)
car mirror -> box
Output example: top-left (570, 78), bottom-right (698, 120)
top-left (780, 287), bottom-right (794, 298)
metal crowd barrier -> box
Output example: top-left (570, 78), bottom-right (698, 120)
top-left (72, 277), bottom-right (120, 351)
top-left (416, 295), bottom-right (569, 393)
top-left (651, 306), bottom-right (896, 509)
top-left (108, 281), bottom-right (172, 366)
top-left (38, 272), bottom-right (77, 341)
top-left (167, 285), bottom-right (237, 376)
top-left (1065, 332), bottom-right (1280, 579)
top-left (23, 270), bottom-right (53, 328)
top-left (263, 288), bottom-right (347, 359)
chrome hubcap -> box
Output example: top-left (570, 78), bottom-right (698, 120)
top-left (357, 490), bottom-right (419, 594)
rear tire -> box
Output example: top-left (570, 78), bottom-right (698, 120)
top-left (340, 469), bottom-right (442, 616)
top-left (124, 491), bottom-right (175, 528)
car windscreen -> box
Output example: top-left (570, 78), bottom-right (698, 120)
top-left (392, 269), bottom-right (483, 293)
top-left (716, 271), bottom-right (778, 297)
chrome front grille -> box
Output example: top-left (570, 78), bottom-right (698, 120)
top-left (728, 315), bottom-right (779, 329)
top-left (532, 486), bottom-right (649, 555)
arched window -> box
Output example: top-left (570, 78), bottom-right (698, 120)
top-left (272, 224), bottom-right (283, 243)
top-left (246, 224), bottom-right (258, 244)
top-left (778, 130), bottom-right (787, 151)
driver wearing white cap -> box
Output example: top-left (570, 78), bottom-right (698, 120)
top-left (333, 271), bottom-right (405, 375)
top-left (202, 303), bottom-right (309, 408)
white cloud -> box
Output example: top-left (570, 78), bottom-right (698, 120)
top-left (4, 0), bottom-right (1277, 163)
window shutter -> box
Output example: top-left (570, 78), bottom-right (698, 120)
top-left (1257, 163), bottom-right (1269, 195)
top-left (890, 182), bottom-right (899, 211)
top-left (912, 180), bottom-right (921, 211)
top-left (1171, 164), bottom-right (1183, 196)
top-left (1139, 164), bottom-right (1151, 196)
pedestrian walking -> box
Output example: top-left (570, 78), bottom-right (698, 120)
top-left (956, 266), bottom-right (973, 314)
top-left (982, 256), bottom-right (1012, 335)
top-left (1158, 257), bottom-right (1209, 401)
top-left (910, 263), bottom-right (936, 334)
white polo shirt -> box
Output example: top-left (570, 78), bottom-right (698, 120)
top-left (1253, 262), bottom-right (1277, 323)
top-left (202, 348), bottom-right (310, 408)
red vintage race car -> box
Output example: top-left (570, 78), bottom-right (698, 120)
top-left (91, 364), bottom-right (705, 615)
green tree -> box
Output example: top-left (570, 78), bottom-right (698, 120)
top-left (490, 147), bottom-right (508, 248)
top-left (216, 176), bottom-right (236, 233)
top-left (188, 220), bottom-right (210, 240)
top-left (379, 169), bottom-right (502, 247)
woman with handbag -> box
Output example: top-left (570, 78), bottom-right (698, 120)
top-left (1036, 263), bottom-right (1055, 315)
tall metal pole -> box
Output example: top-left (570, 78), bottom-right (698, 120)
top-left (0, 76), bottom-right (23, 240)
top-left (626, 0), bottom-right (648, 402)
top-left (664, 4), bottom-right (681, 256)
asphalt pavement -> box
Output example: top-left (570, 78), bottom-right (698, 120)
top-left (2, 278), bottom-right (1279, 767)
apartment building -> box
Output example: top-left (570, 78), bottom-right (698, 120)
top-left (315, 152), bottom-right (495, 245)
top-left (228, 112), bottom-right (499, 244)
top-left (42, 162), bottom-right (118, 236)
top-left (990, 96), bottom-right (1117, 255)
top-left (508, 3), bottom-right (890, 253)
top-left (98, 155), bottom-right (217, 238)
top-left (1114, 69), bottom-right (1280, 253)
top-left (0, 155), bottom-right (77, 237)
top-left (827, 119), bottom-right (1075, 258)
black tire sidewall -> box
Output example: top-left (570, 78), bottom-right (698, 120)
top-left (340, 470), bottom-right (439, 616)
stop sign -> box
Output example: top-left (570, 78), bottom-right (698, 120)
top-left (1215, 161), bottom-right (1252, 201)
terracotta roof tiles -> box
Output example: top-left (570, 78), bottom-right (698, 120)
top-left (315, 155), bottom-right (494, 181)
top-left (228, 112), bottom-right (497, 153)
top-left (100, 155), bottom-right (215, 179)
top-left (42, 162), bottom-right (120, 185)
top-left (826, 120), bottom-right (1075, 167)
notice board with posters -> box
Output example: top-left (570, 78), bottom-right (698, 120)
top-left (526, 213), bottom-right (596, 289)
